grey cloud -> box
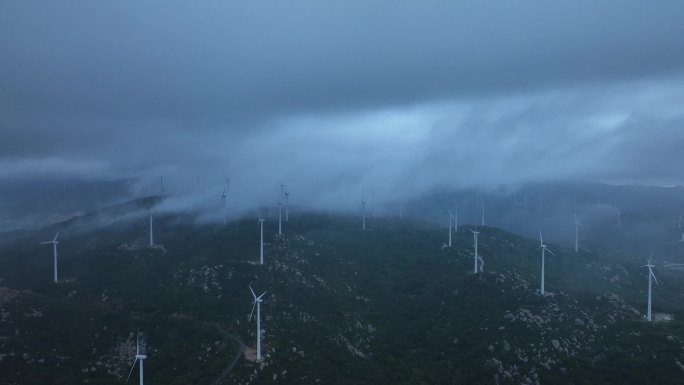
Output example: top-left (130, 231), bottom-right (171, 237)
top-left (1, 1), bottom-right (683, 216)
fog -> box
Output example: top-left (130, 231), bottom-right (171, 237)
top-left (2, 1), bottom-right (684, 217)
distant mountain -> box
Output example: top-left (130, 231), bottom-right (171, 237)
top-left (2, 198), bottom-right (684, 384)
top-left (0, 177), bottom-right (133, 233)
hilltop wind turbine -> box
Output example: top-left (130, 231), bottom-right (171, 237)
top-left (249, 285), bottom-right (268, 361)
top-left (361, 194), bottom-right (367, 230)
top-left (126, 331), bottom-right (147, 385)
top-left (277, 202), bottom-right (283, 237)
top-left (159, 177), bottom-right (166, 205)
top-left (642, 255), bottom-right (658, 321)
top-left (453, 203), bottom-right (459, 232)
top-left (539, 229), bottom-right (555, 295)
top-left (220, 178), bottom-right (229, 224)
top-left (617, 208), bottom-right (622, 227)
top-left (447, 211), bottom-right (454, 247)
top-left (471, 229), bottom-right (480, 274)
top-left (284, 191), bottom-right (290, 222)
top-left (258, 218), bottom-right (265, 265)
top-left (481, 199), bottom-right (485, 226)
top-left (40, 231), bottom-right (60, 283)
top-left (574, 213), bottom-right (582, 253)
top-left (147, 210), bottom-right (155, 247)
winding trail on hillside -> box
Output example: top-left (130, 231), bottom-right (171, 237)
top-left (210, 324), bottom-right (246, 385)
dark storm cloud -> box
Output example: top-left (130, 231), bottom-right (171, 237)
top-left (1, 0), bottom-right (683, 214)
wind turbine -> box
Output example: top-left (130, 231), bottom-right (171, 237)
top-left (40, 231), bottom-right (60, 283)
top-left (147, 210), bottom-right (155, 247)
top-left (220, 178), bottom-right (229, 224)
top-left (470, 229), bottom-right (480, 274)
top-left (574, 213), bottom-right (582, 253)
top-left (453, 203), bottom-right (459, 232)
top-left (277, 202), bottom-right (283, 237)
top-left (361, 194), bottom-right (367, 230)
top-left (249, 285), bottom-right (268, 361)
top-left (447, 211), bottom-right (454, 247)
top-left (159, 177), bottom-right (166, 205)
top-left (284, 191), bottom-right (290, 222)
top-left (258, 218), bottom-right (265, 265)
top-left (481, 199), bottom-right (485, 226)
top-left (126, 331), bottom-right (147, 385)
top-left (539, 229), bottom-right (555, 295)
top-left (617, 208), bottom-right (622, 227)
top-left (642, 255), bottom-right (658, 322)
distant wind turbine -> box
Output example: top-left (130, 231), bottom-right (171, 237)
top-left (126, 331), bottom-right (147, 385)
top-left (539, 229), bottom-right (555, 295)
top-left (258, 218), bottom-right (265, 265)
top-left (249, 285), bottom-right (268, 361)
top-left (220, 178), bottom-right (229, 224)
top-left (159, 177), bottom-right (166, 205)
top-left (40, 231), bottom-right (60, 283)
top-left (453, 202), bottom-right (459, 232)
top-left (448, 211), bottom-right (454, 247)
top-left (617, 208), bottom-right (622, 227)
top-left (277, 202), bottom-right (283, 237)
top-left (147, 210), bottom-right (155, 247)
top-left (642, 254), bottom-right (658, 322)
top-left (284, 191), bottom-right (290, 222)
top-left (361, 194), bottom-right (367, 230)
top-left (471, 229), bottom-right (480, 274)
top-left (481, 199), bottom-right (485, 226)
top-left (574, 213), bottom-right (582, 253)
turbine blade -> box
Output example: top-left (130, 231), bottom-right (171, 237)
top-left (126, 358), bottom-right (138, 383)
top-left (539, 229), bottom-right (543, 245)
top-left (249, 285), bottom-right (256, 299)
top-left (257, 291), bottom-right (268, 300)
top-left (53, 231), bottom-right (60, 242)
top-left (546, 248), bottom-right (556, 256)
top-left (248, 301), bottom-right (256, 322)
top-left (650, 268), bottom-right (659, 285)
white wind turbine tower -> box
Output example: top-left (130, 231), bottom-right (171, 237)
top-left (159, 177), bottom-right (165, 205)
top-left (539, 229), bottom-right (555, 295)
top-left (284, 191), bottom-right (290, 222)
top-left (126, 331), bottom-right (147, 385)
top-left (220, 178), bottom-right (230, 225)
top-left (453, 203), bottom-right (459, 232)
top-left (147, 209), bottom-right (155, 247)
top-left (470, 229), bottom-right (480, 274)
top-left (277, 201), bottom-right (283, 237)
top-left (481, 199), bottom-right (485, 226)
top-left (642, 255), bottom-right (658, 321)
top-left (617, 208), bottom-right (622, 227)
top-left (40, 231), bottom-right (60, 283)
top-left (574, 213), bottom-right (582, 253)
top-left (447, 211), bottom-right (454, 247)
top-left (258, 218), bottom-right (265, 265)
top-left (361, 194), bottom-right (367, 230)
top-left (249, 285), bottom-right (268, 361)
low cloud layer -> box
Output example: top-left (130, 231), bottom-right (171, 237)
top-left (1, 1), bottom-right (683, 214)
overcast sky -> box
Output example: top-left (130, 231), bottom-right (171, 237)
top-left (1, 1), bottom-right (683, 212)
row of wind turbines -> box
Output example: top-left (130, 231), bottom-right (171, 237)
top-left (437, 198), bottom-right (680, 322)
